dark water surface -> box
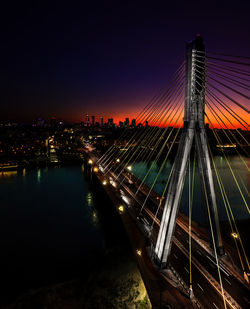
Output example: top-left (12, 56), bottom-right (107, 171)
top-left (132, 156), bottom-right (250, 225)
top-left (0, 166), bottom-right (128, 305)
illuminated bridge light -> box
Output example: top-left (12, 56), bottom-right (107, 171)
top-left (231, 232), bottom-right (238, 239)
top-left (136, 249), bottom-right (142, 256)
top-left (118, 205), bottom-right (124, 213)
top-left (116, 158), bottom-right (120, 162)
top-left (127, 165), bottom-right (132, 171)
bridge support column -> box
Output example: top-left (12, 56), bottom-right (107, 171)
top-left (154, 35), bottom-right (224, 267)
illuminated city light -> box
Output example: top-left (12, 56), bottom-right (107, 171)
top-left (88, 159), bottom-right (93, 165)
top-left (116, 158), bottom-right (120, 162)
top-left (127, 165), bottom-right (132, 171)
top-left (216, 144), bottom-right (236, 148)
top-left (102, 180), bottom-right (107, 185)
top-left (93, 166), bottom-right (99, 172)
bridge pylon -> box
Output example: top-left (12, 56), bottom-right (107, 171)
top-left (154, 35), bottom-right (224, 268)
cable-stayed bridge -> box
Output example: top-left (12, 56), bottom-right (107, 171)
top-left (84, 35), bottom-right (249, 309)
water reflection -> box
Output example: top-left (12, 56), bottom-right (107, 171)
top-left (0, 171), bottom-right (18, 178)
top-left (37, 169), bottom-right (41, 183)
top-left (132, 156), bottom-right (250, 222)
top-left (87, 192), bottom-right (93, 207)
top-left (92, 210), bottom-right (99, 226)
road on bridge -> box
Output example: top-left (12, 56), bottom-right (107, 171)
top-left (87, 151), bottom-right (250, 309)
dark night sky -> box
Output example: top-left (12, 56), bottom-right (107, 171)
top-left (0, 0), bottom-right (249, 123)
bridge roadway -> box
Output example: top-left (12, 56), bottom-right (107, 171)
top-left (109, 169), bottom-right (250, 309)
top-left (88, 154), bottom-right (249, 309)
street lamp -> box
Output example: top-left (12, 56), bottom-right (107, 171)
top-left (136, 249), bottom-right (142, 256)
top-left (231, 232), bottom-right (238, 239)
top-left (127, 165), bottom-right (132, 171)
top-left (118, 205), bottom-right (124, 213)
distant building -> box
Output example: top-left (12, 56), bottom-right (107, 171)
top-left (91, 115), bottom-right (95, 126)
top-left (119, 121), bottom-right (123, 128)
top-left (108, 118), bottom-right (114, 127)
top-left (145, 120), bottom-right (148, 127)
top-left (50, 117), bottom-right (57, 126)
top-left (131, 119), bottom-right (136, 127)
top-left (37, 118), bottom-right (45, 126)
top-left (124, 118), bottom-right (129, 127)
top-left (85, 114), bottom-right (90, 126)
top-left (100, 117), bottom-right (104, 127)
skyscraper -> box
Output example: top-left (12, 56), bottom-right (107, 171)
top-left (131, 119), bottom-right (136, 127)
top-left (100, 117), bottom-right (104, 127)
top-left (124, 118), bottom-right (129, 127)
top-left (108, 118), bottom-right (113, 127)
top-left (91, 115), bottom-right (95, 126)
top-left (85, 114), bottom-right (90, 126)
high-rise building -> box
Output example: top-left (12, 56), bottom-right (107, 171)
top-left (108, 118), bottom-right (113, 127)
top-left (37, 118), bottom-right (45, 126)
top-left (145, 120), bottom-right (148, 127)
top-left (100, 117), bottom-right (104, 127)
top-left (91, 115), bottom-right (95, 126)
top-left (50, 117), bottom-right (57, 127)
top-left (131, 119), bottom-right (136, 127)
top-left (119, 121), bottom-right (123, 128)
top-left (85, 114), bottom-right (90, 126)
top-left (124, 118), bottom-right (129, 127)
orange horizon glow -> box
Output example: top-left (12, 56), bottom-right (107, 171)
top-left (57, 96), bottom-right (249, 130)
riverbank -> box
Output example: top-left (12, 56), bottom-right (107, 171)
top-left (3, 247), bottom-right (151, 309)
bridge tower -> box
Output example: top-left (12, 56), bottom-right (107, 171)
top-left (154, 35), bottom-right (224, 268)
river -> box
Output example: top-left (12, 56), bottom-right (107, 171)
top-left (132, 155), bottom-right (250, 225)
top-left (0, 165), bottom-right (129, 305)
